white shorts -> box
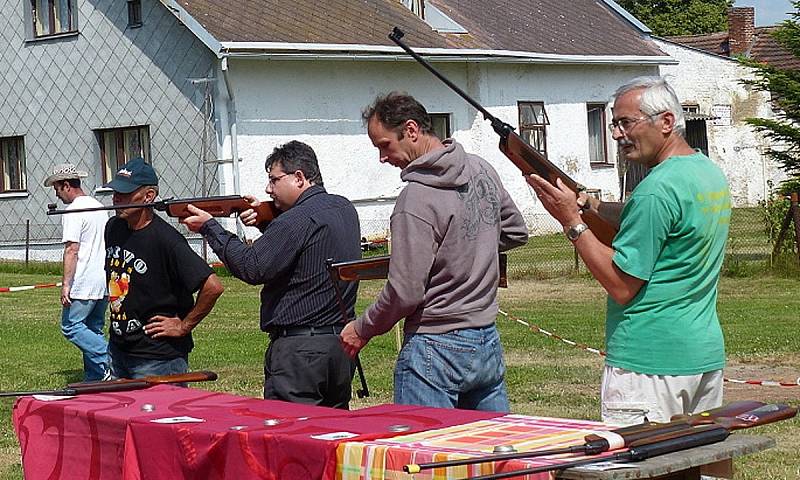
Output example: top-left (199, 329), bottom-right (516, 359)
top-left (601, 365), bottom-right (723, 425)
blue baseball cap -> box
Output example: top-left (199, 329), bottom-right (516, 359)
top-left (104, 157), bottom-right (158, 193)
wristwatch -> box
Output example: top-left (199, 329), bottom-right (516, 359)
top-left (565, 223), bottom-right (589, 241)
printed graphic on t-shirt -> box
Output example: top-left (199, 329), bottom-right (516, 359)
top-left (459, 167), bottom-right (500, 239)
top-left (107, 246), bottom-right (148, 338)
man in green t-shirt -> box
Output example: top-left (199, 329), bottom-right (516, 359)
top-left (528, 77), bottom-right (730, 424)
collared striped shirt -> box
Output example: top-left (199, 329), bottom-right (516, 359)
top-left (201, 185), bottom-right (361, 331)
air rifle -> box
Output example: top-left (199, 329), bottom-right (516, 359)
top-left (47, 195), bottom-right (279, 225)
top-left (388, 28), bottom-right (618, 247)
top-left (330, 253), bottom-right (509, 288)
top-left (462, 403), bottom-right (797, 480)
top-left (404, 400), bottom-right (764, 473)
top-left (0, 370), bottom-right (218, 397)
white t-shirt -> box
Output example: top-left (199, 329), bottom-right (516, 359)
top-left (62, 195), bottom-right (109, 299)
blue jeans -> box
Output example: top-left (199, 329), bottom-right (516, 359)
top-left (108, 342), bottom-right (188, 379)
top-left (61, 298), bottom-right (109, 381)
top-left (394, 324), bottom-right (509, 412)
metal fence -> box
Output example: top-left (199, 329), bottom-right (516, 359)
top-left (361, 207), bottom-right (777, 279)
top-left (0, 208), bottom-right (778, 276)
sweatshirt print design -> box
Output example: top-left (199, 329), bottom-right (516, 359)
top-left (458, 166), bottom-right (501, 240)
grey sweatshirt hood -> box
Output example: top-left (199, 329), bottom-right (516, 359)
top-left (400, 140), bottom-right (471, 188)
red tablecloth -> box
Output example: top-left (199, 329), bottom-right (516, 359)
top-left (13, 385), bottom-right (499, 480)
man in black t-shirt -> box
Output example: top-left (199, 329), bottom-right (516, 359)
top-left (104, 157), bottom-right (224, 379)
top-left (182, 141), bottom-right (361, 409)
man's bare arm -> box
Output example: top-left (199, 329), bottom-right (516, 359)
top-left (61, 242), bottom-right (79, 306)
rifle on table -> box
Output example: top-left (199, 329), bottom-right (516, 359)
top-left (0, 371), bottom-right (218, 398)
top-left (388, 28), bottom-right (618, 247)
top-left (462, 403), bottom-right (797, 480)
top-left (331, 253), bottom-right (509, 288)
top-left (404, 400), bottom-right (764, 473)
top-left (47, 195), bottom-right (279, 225)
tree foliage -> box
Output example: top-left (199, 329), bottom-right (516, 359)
top-left (741, 1), bottom-right (800, 195)
top-left (616, 0), bottom-right (734, 36)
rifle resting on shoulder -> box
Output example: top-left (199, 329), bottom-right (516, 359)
top-left (47, 195), bottom-right (279, 225)
top-left (388, 27), bottom-right (618, 247)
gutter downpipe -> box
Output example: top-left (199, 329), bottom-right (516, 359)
top-left (220, 54), bottom-right (246, 239)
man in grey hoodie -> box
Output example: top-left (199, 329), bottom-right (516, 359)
top-left (340, 92), bottom-right (528, 411)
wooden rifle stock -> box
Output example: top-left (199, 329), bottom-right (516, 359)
top-left (331, 254), bottom-right (509, 287)
top-left (388, 28), bottom-right (618, 247)
top-left (47, 195), bottom-right (279, 225)
top-left (0, 371), bottom-right (218, 398)
top-left (404, 400), bottom-right (764, 474)
top-left (463, 403), bottom-right (796, 480)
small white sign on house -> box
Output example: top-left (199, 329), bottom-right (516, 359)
top-left (711, 104), bottom-right (732, 126)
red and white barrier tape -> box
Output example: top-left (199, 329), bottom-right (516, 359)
top-left (498, 309), bottom-right (799, 387)
top-left (0, 282), bottom-right (62, 293)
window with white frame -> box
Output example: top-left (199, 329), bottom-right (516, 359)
top-left (30, 0), bottom-right (77, 38)
top-left (518, 102), bottom-right (549, 158)
top-left (97, 126), bottom-right (151, 183)
top-left (0, 137), bottom-right (27, 193)
top-left (587, 103), bottom-right (610, 165)
top-left (430, 113), bottom-right (451, 140)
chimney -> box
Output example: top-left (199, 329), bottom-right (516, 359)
top-left (728, 7), bottom-right (755, 56)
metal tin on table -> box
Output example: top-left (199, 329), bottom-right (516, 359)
top-left (493, 445), bottom-right (517, 453)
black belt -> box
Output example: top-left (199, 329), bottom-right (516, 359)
top-left (270, 325), bottom-right (343, 339)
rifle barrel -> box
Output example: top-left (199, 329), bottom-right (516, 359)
top-left (0, 388), bottom-right (78, 398)
top-left (462, 425), bottom-right (730, 480)
top-left (407, 400), bottom-right (767, 474)
top-left (389, 28), bottom-right (496, 124)
top-left (47, 202), bottom-right (165, 215)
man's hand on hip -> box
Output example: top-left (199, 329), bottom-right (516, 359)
top-left (145, 315), bottom-right (188, 338)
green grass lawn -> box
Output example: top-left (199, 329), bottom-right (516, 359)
top-left (0, 273), bottom-right (800, 480)
top-left (0, 271), bottom-right (798, 479)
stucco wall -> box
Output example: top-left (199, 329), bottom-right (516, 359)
top-left (655, 39), bottom-right (783, 206)
top-left (218, 58), bottom-right (658, 237)
top-left (0, 0), bottom-right (216, 260)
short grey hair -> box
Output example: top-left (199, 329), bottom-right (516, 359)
top-left (614, 76), bottom-right (686, 137)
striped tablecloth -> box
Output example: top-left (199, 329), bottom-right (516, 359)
top-left (337, 414), bottom-right (618, 480)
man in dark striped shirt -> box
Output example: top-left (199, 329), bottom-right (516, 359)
top-left (183, 141), bottom-right (361, 409)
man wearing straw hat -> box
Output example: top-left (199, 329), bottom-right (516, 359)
top-left (44, 163), bottom-right (110, 381)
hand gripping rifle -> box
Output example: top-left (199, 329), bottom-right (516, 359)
top-left (47, 195), bottom-right (279, 225)
top-left (0, 371), bottom-right (218, 397)
top-left (326, 258), bottom-right (370, 398)
top-left (404, 400), bottom-right (764, 473)
top-left (388, 28), bottom-right (618, 247)
top-left (461, 403), bottom-right (797, 480)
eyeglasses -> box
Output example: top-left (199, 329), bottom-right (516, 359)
top-left (609, 112), bottom-right (665, 133)
top-left (268, 172), bottom-right (295, 186)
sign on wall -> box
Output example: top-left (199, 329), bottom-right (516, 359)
top-left (711, 104), bottom-right (732, 126)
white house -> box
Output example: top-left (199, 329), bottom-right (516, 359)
top-left (2, 0), bottom-right (683, 260)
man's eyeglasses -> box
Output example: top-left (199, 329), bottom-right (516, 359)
top-left (268, 172), bottom-right (295, 185)
top-left (609, 112), bottom-right (665, 133)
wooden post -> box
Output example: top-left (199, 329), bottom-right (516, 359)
top-left (792, 192), bottom-right (800, 265)
top-left (25, 219), bottom-right (30, 267)
top-left (771, 197), bottom-right (794, 261)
